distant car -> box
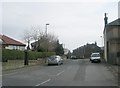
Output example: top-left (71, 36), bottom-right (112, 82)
top-left (90, 53), bottom-right (101, 63)
top-left (70, 55), bottom-right (77, 59)
top-left (47, 55), bottom-right (63, 65)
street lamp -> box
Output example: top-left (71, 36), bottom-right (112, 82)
top-left (46, 24), bottom-right (49, 37)
top-left (100, 36), bottom-right (103, 48)
top-left (45, 24), bottom-right (50, 63)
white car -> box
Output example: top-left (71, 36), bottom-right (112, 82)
top-left (90, 53), bottom-right (101, 63)
top-left (47, 55), bottom-right (63, 65)
top-left (70, 55), bottom-right (77, 59)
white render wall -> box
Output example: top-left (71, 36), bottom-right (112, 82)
top-left (5, 45), bottom-right (25, 51)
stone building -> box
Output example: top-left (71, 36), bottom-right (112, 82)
top-left (104, 14), bottom-right (120, 65)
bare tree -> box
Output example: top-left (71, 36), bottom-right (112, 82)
top-left (46, 33), bottom-right (58, 51)
top-left (23, 29), bottom-right (32, 50)
top-left (47, 33), bottom-right (58, 42)
top-left (31, 26), bottom-right (44, 41)
top-left (30, 26), bottom-right (45, 51)
top-left (23, 26), bottom-right (58, 52)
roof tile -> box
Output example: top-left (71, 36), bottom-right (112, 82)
top-left (1, 35), bottom-right (26, 46)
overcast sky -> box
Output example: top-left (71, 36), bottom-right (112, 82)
top-left (1, 0), bottom-right (119, 51)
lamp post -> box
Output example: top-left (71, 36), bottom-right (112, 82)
top-left (45, 24), bottom-right (50, 51)
top-left (45, 24), bottom-right (49, 63)
top-left (46, 24), bottom-right (49, 37)
top-left (100, 36), bottom-right (103, 48)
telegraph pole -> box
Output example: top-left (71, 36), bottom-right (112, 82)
top-left (104, 13), bottom-right (108, 27)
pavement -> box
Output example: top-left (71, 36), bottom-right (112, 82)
top-left (104, 62), bottom-right (119, 87)
top-left (102, 60), bottom-right (119, 79)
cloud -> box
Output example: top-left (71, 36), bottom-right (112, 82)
top-left (2, 1), bottom-right (118, 51)
top-left (2, 0), bottom-right (120, 2)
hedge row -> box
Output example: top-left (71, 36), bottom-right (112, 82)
top-left (2, 49), bottom-right (55, 62)
top-left (28, 51), bottom-right (55, 60)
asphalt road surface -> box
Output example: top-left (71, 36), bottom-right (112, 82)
top-left (2, 59), bottom-right (118, 87)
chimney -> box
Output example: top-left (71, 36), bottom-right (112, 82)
top-left (104, 13), bottom-right (108, 27)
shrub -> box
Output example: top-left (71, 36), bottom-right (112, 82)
top-left (28, 51), bottom-right (55, 60)
top-left (2, 49), bottom-right (55, 62)
top-left (2, 49), bottom-right (24, 62)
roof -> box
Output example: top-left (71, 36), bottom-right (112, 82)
top-left (106, 18), bottom-right (120, 26)
top-left (1, 35), bottom-right (26, 46)
top-left (104, 18), bottom-right (120, 33)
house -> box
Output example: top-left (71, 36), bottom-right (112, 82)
top-left (72, 42), bottom-right (102, 59)
top-left (0, 35), bottom-right (26, 51)
top-left (104, 14), bottom-right (120, 65)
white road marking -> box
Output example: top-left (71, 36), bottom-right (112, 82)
top-left (35, 79), bottom-right (51, 86)
top-left (56, 70), bottom-right (64, 76)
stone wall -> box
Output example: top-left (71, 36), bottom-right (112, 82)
top-left (2, 59), bottom-right (46, 70)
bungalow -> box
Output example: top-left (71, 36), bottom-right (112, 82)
top-left (0, 35), bottom-right (26, 51)
top-left (104, 14), bottom-right (120, 65)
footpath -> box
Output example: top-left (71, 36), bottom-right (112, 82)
top-left (103, 60), bottom-right (119, 87)
top-left (106, 63), bottom-right (118, 78)
top-left (101, 59), bottom-right (118, 78)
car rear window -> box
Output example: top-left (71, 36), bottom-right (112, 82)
top-left (49, 56), bottom-right (59, 60)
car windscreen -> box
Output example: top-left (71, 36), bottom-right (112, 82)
top-left (91, 54), bottom-right (100, 57)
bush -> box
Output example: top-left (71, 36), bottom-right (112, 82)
top-left (2, 49), bottom-right (24, 62)
top-left (28, 51), bottom-right (55, 60)
top-left (2, 49), bottom-right (55, 62)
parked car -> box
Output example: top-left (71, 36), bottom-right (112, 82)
top-left (90, 53), bottom-right (101, 63)
top-left (70, 55), bottom-right (77, 59)
top-left (47, 55), bottom-right (63, 65)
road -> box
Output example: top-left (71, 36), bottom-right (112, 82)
top-left (2, 59), bottom-right (118, 87)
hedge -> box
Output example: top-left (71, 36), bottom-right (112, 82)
top-left (28, 51), bottom-right (55, 60)
top-left (2, 49), bottom-right (55, 62)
